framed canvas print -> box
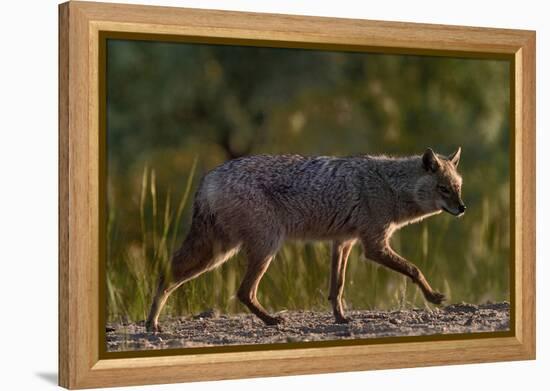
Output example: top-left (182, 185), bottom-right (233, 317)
top-left (58, 1), bottom-right (536, 389)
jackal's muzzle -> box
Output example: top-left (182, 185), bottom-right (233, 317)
top-left (443, 202), bottom-right (466, 217)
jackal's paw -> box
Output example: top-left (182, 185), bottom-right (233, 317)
top-left (263, 316), bottom-right (284, 326)
top-left (335, 315), bottom-right (351, 324)
top-left (426, 291), bottom-right (446, 305)
top-left (145, 322), bottom-right (162, 333)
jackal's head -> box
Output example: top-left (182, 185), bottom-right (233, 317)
top-left (415, 147), bottom-right (466, 217)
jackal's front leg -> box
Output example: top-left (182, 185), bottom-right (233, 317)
top-left (362, 241), bottom-right (445, 305)
top-left (329, 240), bottom-right (356, 323)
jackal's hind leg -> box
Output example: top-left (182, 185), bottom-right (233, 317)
top-left (238, 248), bottom-right (281, 326)
top-left (146, 241), bottom-right (238, 333)
top-left (329, 240), bottom-right (355, 324)
top-left (145, 274), bottom-right (178, 333)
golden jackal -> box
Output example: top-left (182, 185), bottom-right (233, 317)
top-left (146, 147), bottom-right (465, 332)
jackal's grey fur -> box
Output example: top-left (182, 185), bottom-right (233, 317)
top-left (146, 148), bottom-right (465, 331)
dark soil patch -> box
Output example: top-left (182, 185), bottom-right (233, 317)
top-left (106, 302), bottom-right (510, 352)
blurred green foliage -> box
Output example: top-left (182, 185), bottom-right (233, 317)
top-left (106, 40), bottom-right (510, 323)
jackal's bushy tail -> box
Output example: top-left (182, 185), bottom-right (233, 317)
top-left (168, 199), bottom-right (238, 284)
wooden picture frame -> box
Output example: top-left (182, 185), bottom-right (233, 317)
top-left (59, 1), bottom-right (536, 388)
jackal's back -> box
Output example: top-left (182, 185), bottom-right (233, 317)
top-left (198, 154), bottom-right (369, 239)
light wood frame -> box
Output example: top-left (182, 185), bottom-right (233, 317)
top-left (59, 1), bottom-right (536, 389)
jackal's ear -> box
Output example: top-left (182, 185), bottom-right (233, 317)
top-left (448, 147), bottom-right (461, 167)
top-left (422, 148), bottom-right (440, 172)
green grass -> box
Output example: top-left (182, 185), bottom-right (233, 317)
top-left (106, 162), bottom-right (510, 323)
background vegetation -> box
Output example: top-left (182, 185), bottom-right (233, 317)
top-left (106, 39), bottom-right (510, 323)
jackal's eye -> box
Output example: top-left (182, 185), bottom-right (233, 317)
top-left (438, 185), bottom-right (450, 194)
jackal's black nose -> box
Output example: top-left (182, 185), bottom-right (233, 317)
top-left (458, 204), bottom-right (466, 214)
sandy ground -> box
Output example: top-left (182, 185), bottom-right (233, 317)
top-left (106, 302), bottom-right (509, 352)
